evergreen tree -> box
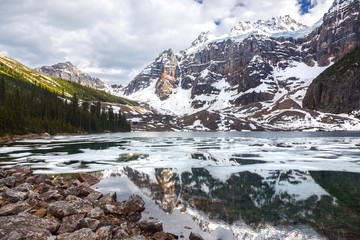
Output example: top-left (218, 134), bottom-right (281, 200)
top-left (0, 73), bottom-right (131, 135)
top-left (0, 76), bottom-right (5, 103)
top-left (108, 105), bottom-right (114, 131)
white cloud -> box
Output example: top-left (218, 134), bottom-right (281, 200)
top-left (0, 0), bottom-right (334, 84)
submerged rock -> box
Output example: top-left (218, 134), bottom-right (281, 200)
top-left (189, 232), bottom-right (205, 240)
top-left (137, 219), bottom-right (163, 234)
top-left (153, 231), bottom-right (178, 240)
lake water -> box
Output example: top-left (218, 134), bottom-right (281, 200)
top-left (1, 131), bottom-right (359, 239)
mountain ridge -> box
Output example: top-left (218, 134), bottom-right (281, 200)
top-left (117, 0), bottom-right (360, 131)
top-left (36, 61), bottom-right (106, 90)
top-left (0, 53), bottom-right (139, 106)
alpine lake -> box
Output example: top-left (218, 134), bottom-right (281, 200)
top-left (1, 131), bottom-right (359, 240)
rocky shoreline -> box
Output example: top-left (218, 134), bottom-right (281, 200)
top-left (0, 133), bottom-right (51, 145)
top-left (0, 167), bottom-right (204, 240)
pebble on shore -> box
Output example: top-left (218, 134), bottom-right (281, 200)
top-left (0, 166), bottom-right (204, 240)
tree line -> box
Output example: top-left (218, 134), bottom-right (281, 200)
top-left (0, 73), bottom-right (131, 136)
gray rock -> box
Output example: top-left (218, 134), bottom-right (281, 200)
top-left (34, 182), bottom-right (51, 194)
top-left (0, 168), bottom-right (5, 177)
top-left (153, 231), bottom-right (178, 240)
top-left (112, 227), bottom-right (129, 239)
top-left (123, 194), bottom-right (145, 214)
top-left (47, 201), bottom-right (76, 219)
top-left (87, 207), bottom-right (105, 219)
top-left (99, 191), bottom-right (117, 205)
top-left (40, 189), bottom-right (64, 201)
top-left (127, 212), bottom-right (142, 222)
top-left (56, 228), bottom-right (97, 240)
top-left (33, 174), bottom-right (52, 185)
top-left (0, 176), bottom-right (16, 188)
top-left (97, 214), bottom-right (122, 228)
top-left (64, 196), bottom-right (93, 215)
top-left (0, 201), bottom-right (31, 216)
top-left (63, 186), bottom-right (81, 197)
top-left (47, 195), bottom-right (91, 219)
top-left (79, 217), bottom-right (100, 231)
top-left (2, 187), bottom-right (28, 203)
top-left (42, 214), bottom-right (61, 233)
top-left (13, 183), bottom-right (33, 192)
top-left (102, 202), bottom-right (124, 215)
top-left (86, 191), bottom-right (103, 202)
top-left (189, 232), bottom-right (205, 240)
top-left (95, 226), bottom-right (113, 240)
top-left (137, 219), bottom-right (163, 234)
top-left (57, 213), bottom-right (85, 234)
top-left (76, 172), bottom-right (100, 186)
top-left (0, 212), bottom-right (60, 239)
top-left (128, 235), bottom-right (147, 240)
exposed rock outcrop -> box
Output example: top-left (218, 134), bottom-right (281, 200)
top-left (124, 49), bottom-right (180, 100)
top-left (303, 46), bottom-right (360, 113)
top-left (300, 0), bottom-right (360, 66)
top-left (36, 62), bottom-right (106, 89)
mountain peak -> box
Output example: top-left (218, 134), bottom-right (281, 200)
top-left (64, 61), bottom-right (75, 67)
top-left (51, 61), bottom-right (77, 70)
top-left (230, 15), bottom-right (307, 37)
top-left (36, 62), bottom-right (105, 89)
top-left (191, 31), bottom-right (215, 47)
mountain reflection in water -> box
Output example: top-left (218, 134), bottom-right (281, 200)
top-left (2, 132), bottom-right (360, 239)
top-left (96, 167), bottom-right (360, 240)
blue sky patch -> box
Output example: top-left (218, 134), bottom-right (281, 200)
top-left (298, 0), bottom-right (316, 14)
top-left (194, 0), bottom-right (203, 4)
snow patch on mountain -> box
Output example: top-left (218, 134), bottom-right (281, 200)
top-left (230, 15), bottom-right (308, 37)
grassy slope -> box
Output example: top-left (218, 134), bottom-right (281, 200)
top-left (0, 54), bottom-right (137, 105)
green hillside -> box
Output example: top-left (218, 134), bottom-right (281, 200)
top-left (0, 54), bottom-right (137, 105)
top-left (0, 54), bottom-right (134, 136)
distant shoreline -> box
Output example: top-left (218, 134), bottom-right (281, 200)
top-left (0, 132), bottom-right (64, 145)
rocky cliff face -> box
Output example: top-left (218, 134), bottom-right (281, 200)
top-left (118, 0), bottom-right (360, 131)
top-left (124, 49), bottom-right (180, 100)
top-left (300, 0), bottom-right (360, 66)
top-left (303, 47), bottom-right (360, 114)
top-left (36, 62), bottom-right (106, 89)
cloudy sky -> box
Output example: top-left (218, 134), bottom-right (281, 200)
top-left (0, 0), bottom-right (333, 85)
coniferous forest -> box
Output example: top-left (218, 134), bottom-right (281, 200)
top-left (0, 73), bottom-right (131, 136)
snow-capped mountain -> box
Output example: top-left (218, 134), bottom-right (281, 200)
top-left (36, 62), bottom-right (106, 90)
top-left (229, 15), bottom-right (308, 37)
top-left (120, 0), bottom-right (360, 131)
